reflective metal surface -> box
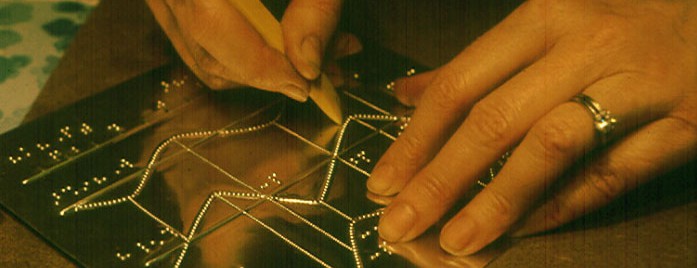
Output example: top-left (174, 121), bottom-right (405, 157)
top-left (0, 45), bottom-right (509, 267)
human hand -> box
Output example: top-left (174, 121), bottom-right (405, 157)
top-left (145, 0), bottom-right (343, 102)
top-left (367, 0), bottom-right (697, 255)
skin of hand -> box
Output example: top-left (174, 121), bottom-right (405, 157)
top-left (367, 0), bottom-right (697, 255)
top-left (145, 0), bottom-right (343, 102)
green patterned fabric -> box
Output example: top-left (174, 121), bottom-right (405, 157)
top-left (0, 1), bottom-right (97, 134)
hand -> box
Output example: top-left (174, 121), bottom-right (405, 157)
top-left (145, 0), bottom-right (343, 101)
top-left (367, 0), bottom-right (697, 255)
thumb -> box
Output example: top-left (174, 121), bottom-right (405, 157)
top-left (281, 0), bottom-right (342, 80)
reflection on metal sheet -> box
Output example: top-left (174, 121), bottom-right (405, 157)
top-left (0, 45), bottom-right (509, 267)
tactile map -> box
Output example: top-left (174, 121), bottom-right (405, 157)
top-left (0, 45), bottom-right (509, 267)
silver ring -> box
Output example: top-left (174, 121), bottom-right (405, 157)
top-left (571, 93), bottom-right (617, 144)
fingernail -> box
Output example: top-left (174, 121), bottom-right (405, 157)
top-left (367, 164), bottom-right (395, 195)
top-left (300, 35), bottom-right (321, 80)
top-left (378, 202), bottom-right (416, 242)
top-left (440, 217), bottom-right (476, 255)
top-left (283, 84), bottom-right (309, 102)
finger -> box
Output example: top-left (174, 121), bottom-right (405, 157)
top-left (438, 73), bottom-right (677, 255)
top-left (324, 62), bottom-right (345, 87)
top-left (167, 0), bottom-right (309, 100)
top-left (512, 108), bottom-right (697, 237)
top-left (367, 1), bottom-right (551, 197)
top-left (321, 33), bottom-right (362, 88)
top-left (282, 0), bottom-right (342, 80)
top-left (330, 32), bottom-right (362, 60)
top-left (146, 0), bottom-right (235, 89)
top-left (178, 29), bottom-right (242, 90)
top-left (392, 70), bottom-right (437, 106)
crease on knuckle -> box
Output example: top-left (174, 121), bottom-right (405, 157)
top-left (479, 187), bottom-right (516, 223)
top-left (666, 114), bottom-right (697, 138)
top-left (192, 64), bottom-right (233, 90)
top-left (201, 76), bottom-right (230, 90)
top-left (586, 161), bottom-right (627, 202)
top-left (396, 131), bottom-right (427, 167)
top-left (466, 100), bottom-right (514, 148)
top-left (543, 196), bottom-right (576, 230)
top-left (531, 116), bottom-right (582, 160)
top-left (426, 72), bottom-right (470, 112)
top-left (247, 47), bottom-right (290, 88)
top-left (583, 19), bottom-right (628, 55)
top-left (416, 172), bottom-right (457, 207)
top-left (193, 48), bottom-right (224, 75)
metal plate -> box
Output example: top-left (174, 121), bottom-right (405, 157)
top-left (0, 44), bottom-right (509, 267)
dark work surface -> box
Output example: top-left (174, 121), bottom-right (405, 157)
top-left (2, 0), bottom-right (695, 267)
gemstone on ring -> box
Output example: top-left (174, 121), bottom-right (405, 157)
top-left (594, 110), bottom-right (617, 134)
top-left (571, 93), bottom-right (618, 144)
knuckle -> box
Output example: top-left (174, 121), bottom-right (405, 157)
top-left (530, 115), bottom-right (582, 159)
top-left (466, 100), bottom-right (514, 148)
top-left (416, 172), bottom-right (457, 206)
top-left (588, 30), bottom-right (618, 51)
top-left (396, 131), bottom-right (427, 165)
top-left (478, 187), bottom-right (516, 223)
top-left (192, 68), bottom-right (233, 90)
top-left (245, 47), bottom-right (283, 84)
top-left (543, 196), bottom-right (575, 229)
top-left (193, 51), bottom-right (222, 75)
top-left (586, 162), bottom-right (627, 202)
top-left (202, 76), bottom-right (230, 90)
top-left (666, 114), bottom-right (697, 138)
top-left (583, 18), bottom-right (629, 53)
top-left (426, 72), bottom-right (469, 112)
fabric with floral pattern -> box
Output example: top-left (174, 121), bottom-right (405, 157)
top-left (0, 1), bottom-right (97, 134)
